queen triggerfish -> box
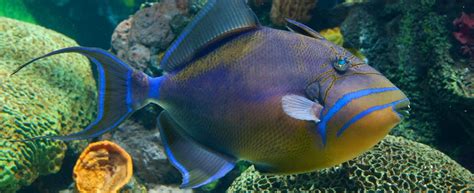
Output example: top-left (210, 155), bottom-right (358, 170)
top-left (12, 0), bottom-right (410, 188)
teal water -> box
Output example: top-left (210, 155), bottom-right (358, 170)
top-left (0, 0), bottom-right (473, 192)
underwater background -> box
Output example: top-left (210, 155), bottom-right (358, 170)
top-left (0, 0), bottom-right (473, 192)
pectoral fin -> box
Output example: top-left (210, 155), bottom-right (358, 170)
top-left (281, 94), bottom-right (323, 123)
top-left (158, 111), bottom-right (236, 188)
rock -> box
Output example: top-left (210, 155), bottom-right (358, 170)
top-left (56, 176), bottom-right (147, 193)
top-left (108, 120), bottom-right (181, 187)
top-left (0, 17), bottom-right (96, 192)
top-left (111, 0), bottom-right (204, 75)
top-left (228, 135), bottom-right (474, 192)
top-left (148, 185), bottom-right (193, 193)
top-left (270, 0), bottom-right (318, 25)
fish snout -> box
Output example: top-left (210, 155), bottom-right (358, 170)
top-left (393, 99), bottom-right (411, 118)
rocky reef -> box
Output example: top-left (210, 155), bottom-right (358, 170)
top-left (0, 17), bottom-right (96, 192)
top-left (111, 0), bottom-right (206, 75)
top-left (270, 0), bottom-right (318, 25)
top-left (228, 135), bottom-right (474, 192)
top-left (340, 0), bottom-right (474, 170)
top-left (106, 120), bottom-right (181, 186)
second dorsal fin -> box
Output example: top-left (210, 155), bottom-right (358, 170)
top-left (160, 0), bottom-right (260, 72)
top-left (285, 19), bottom-right (325, 40)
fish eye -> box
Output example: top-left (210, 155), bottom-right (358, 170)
top-left (333, 57), bottom-right (350, 73)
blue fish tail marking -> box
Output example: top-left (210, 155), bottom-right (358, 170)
top-left (317, 87), bottom-right (398, 145)
top-left (148, 76), bottom-right (164, 100)
top-left (11, 47), bottom-right (144, 141)
top-left (336, 98), bottom-right (409, 137)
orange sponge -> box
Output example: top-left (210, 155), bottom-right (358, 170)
top-left (73, 141), bottom-right (133, 193)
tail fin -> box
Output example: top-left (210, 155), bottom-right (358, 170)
top-left (11, 47), bottom-right (138, 141)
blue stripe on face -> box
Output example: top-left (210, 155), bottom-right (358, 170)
top-left (336, 98), bottom-right (409, 137)
top-left (317, 87), bottom-right (398, 145)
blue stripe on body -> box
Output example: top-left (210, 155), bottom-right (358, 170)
top-left (336, 98), bottom-right (410, 137)
top-left (317, 87), bottom-right (398, 145)
top-left (160, 0), bottom-right (217, 67)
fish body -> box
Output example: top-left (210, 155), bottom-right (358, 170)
top-left (13, 0), bottom-right (409, 188)
top-left (157, 26), bottom-right (406, 173)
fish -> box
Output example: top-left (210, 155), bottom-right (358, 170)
top-left (11, 0), bottom-right (410, 189)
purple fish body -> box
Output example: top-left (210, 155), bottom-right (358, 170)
top-left (14, 0), bottom-right (409, 189)
top-left (157, 26), bottom-right (407, 173)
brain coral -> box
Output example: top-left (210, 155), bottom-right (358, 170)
top-left (228, 135), bottom-right (474, 192)
top-left (0, 17), bottom-right (96, 192)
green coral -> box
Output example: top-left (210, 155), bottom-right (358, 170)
top-left (228, 135), bottom-right (474, 192)
top-left (0, 17), bottom-right (96, 192)
top-left (340, 0), bottom-right (474, 170)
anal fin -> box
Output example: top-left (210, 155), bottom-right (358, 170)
top-left (158, 111), bottom-right (236, 188)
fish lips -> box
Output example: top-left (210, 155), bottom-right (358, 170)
top-left (393, 99), bottom-right (411, 118)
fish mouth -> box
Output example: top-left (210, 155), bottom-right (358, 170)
top-left (393, 99), bottom-right (411, 117)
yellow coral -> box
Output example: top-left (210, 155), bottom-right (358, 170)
top-left (74, 141), bottom-right (133, 193)
top-left (320, 27), bottom-right (366, 60)
top-left (0, 17), bottom-right (96, 192)
top-left (320, 27), bottom-right (344, 46)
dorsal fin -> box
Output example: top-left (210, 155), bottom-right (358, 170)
top-left (160, 0), bottom-right (260, 72)
top-left (285, 19), bottom-right (325, 40)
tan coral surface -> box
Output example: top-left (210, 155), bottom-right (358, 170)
top-left (0, 17), bottom-right (96, 192)
top-left (229, 135), bottom-right (474, 192)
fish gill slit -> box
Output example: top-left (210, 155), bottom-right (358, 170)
top-left (350, 63), bottom-right (364, 68)
top-left (348, 55), bottom-right (356, 61)
top-left (323, 77), bottom-right (337, 103)
top-left (313, 69), bottom-right (333, 83)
